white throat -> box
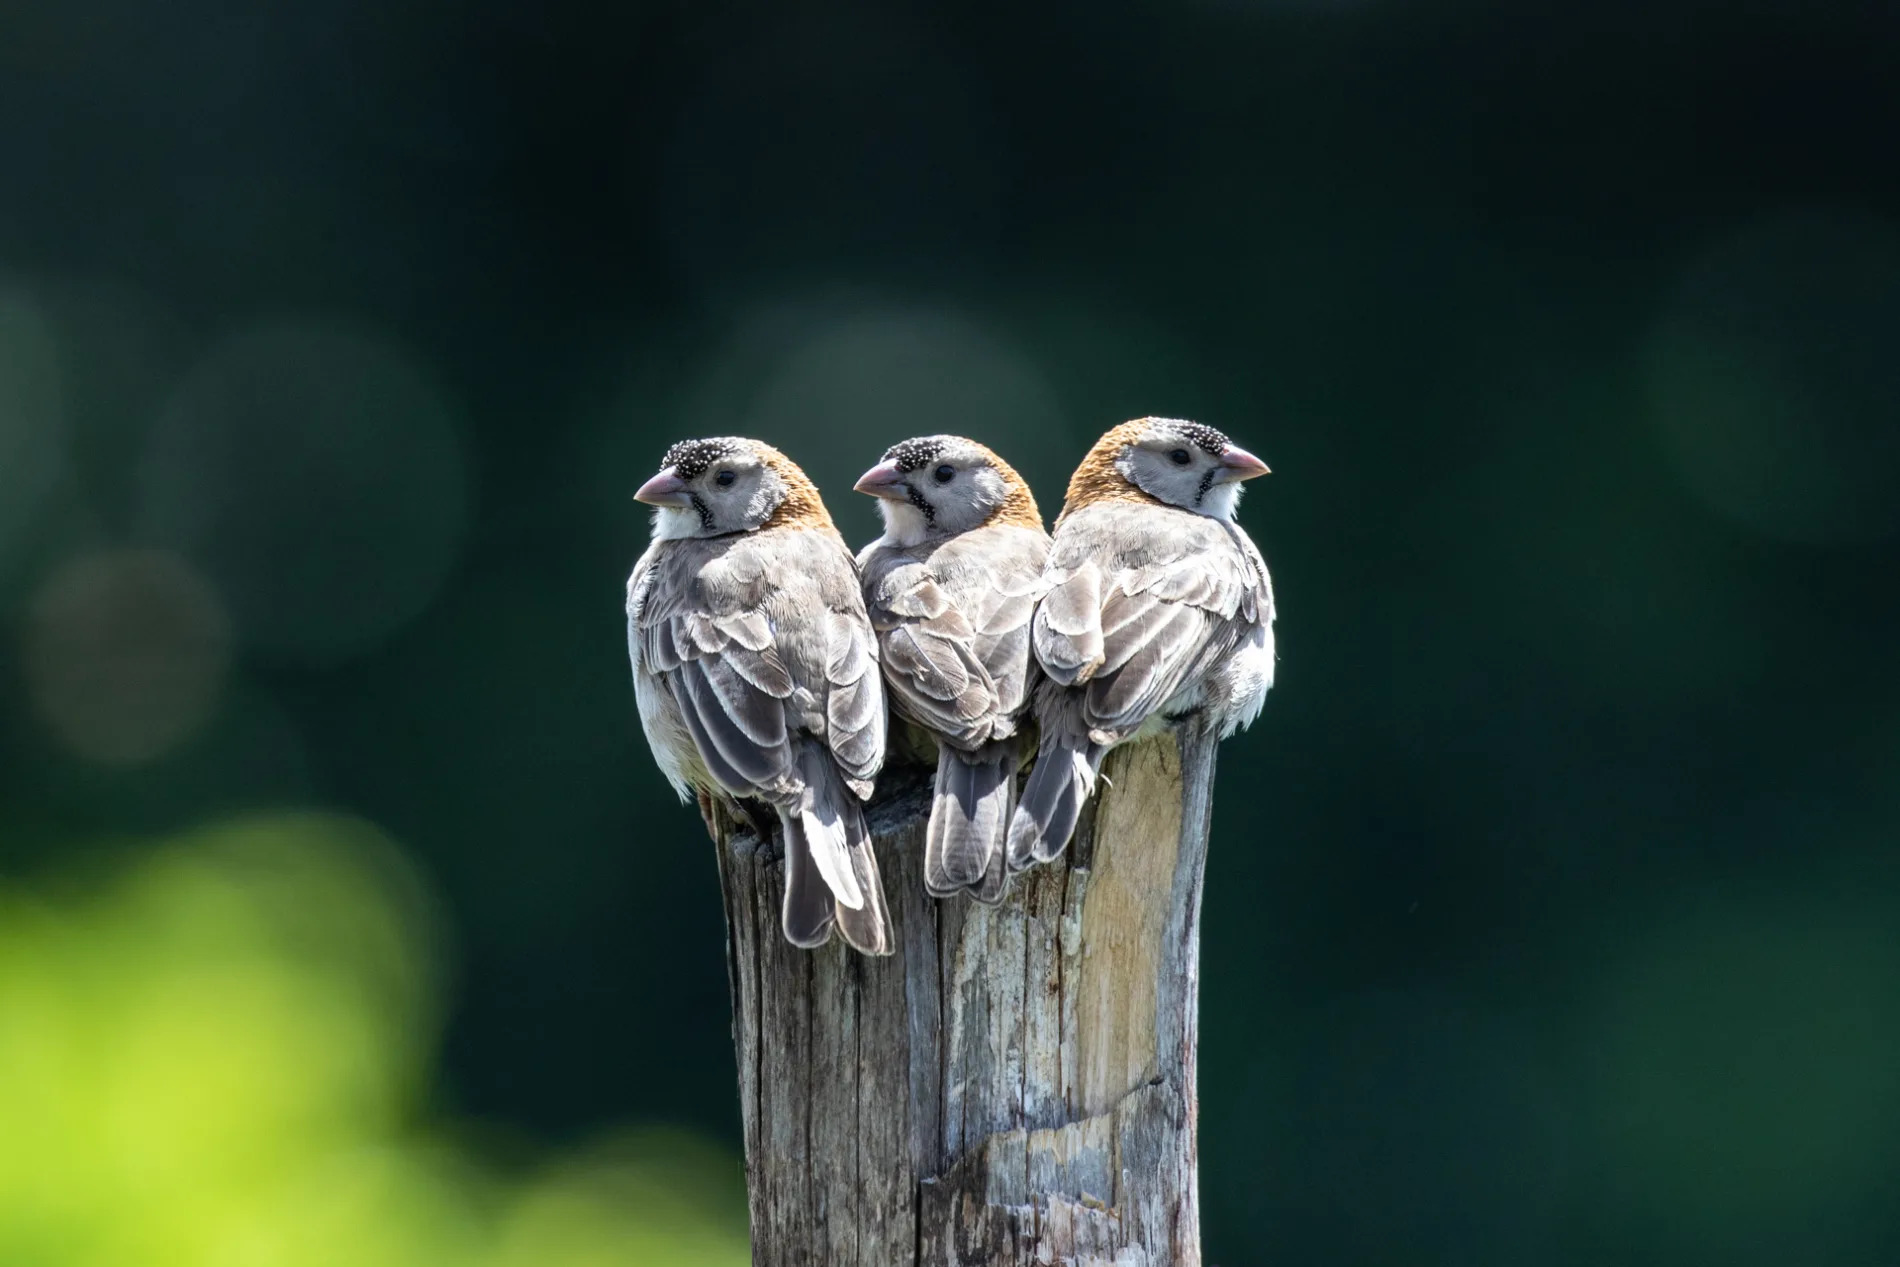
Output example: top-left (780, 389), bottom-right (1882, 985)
top-left (651, 505), bottom-right (705, 541)
top-left (875, 499), bottom-right (932, 548)
top-left (1200, 480), bottom-right (1244, 521)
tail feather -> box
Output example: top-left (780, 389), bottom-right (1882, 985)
top-left (970, 834), bottom-right (1008, 905)
top-left (831, 801), bottom-right (893, 956)
top-left (797, 790), bottom-right (865, 912)
top-left (1005, 738), bottom-right (1105, 872)
top-left (926, 746), bottom-right (1015, 901)
top-left (780, 746), bottom-right (894, 956)
top-left (778, 799), bottom-right (894, 954)
top-left (779, 810), bottom-right (836, 949)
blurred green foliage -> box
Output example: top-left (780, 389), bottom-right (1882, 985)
top-left (0, 814), bottom-right (748, 1267)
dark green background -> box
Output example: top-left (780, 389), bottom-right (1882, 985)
top-left (4, 1), bottom-right (1900, 1262)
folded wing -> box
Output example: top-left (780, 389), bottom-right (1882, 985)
top-left (1033, 505), bottom-right (1269, 742)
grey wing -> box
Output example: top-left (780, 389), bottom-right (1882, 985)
top-left (634, 548), bottom-right (801, 800)
top-left (948, 526), bottom-right (1049, 726)
top-left (1032, 551), bottom-right (1106, 688)
top-left (626, 551), bottom-right (653, 675)
top-left (1227, 520), bottom-right (1276, 630)
top-left (806, 542), bottom-right (887, 795)
top-left (875, 583), bottom-right (996, 748)
top-left (864, 528), bottom-right (1046, 749)
top-left (1034, 507), bottom-right (1261, 741)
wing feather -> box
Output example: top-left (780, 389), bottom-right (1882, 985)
top-left (862, 523), bottom-right (1048, 751)
top-left (672, 663), bottom-right (790, 790)
top-left (1033, 502), bottom-right (1273, 741)
top-left (632, 528), bottom-right (884, 804)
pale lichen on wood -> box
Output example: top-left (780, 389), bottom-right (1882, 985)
top-left (714, 725), bottom-right (1218, 1267)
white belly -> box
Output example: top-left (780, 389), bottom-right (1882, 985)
top-left (1144, 619), bottom-right (1275, 741)
top-left (634, 667), bottom-right (700, 799)
top-left (1215, 620), bottom-right (1276, 736)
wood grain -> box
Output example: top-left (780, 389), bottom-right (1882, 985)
top-left (716, 725), bottom-right (1218, 1266)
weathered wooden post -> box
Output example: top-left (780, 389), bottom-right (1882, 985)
top-left (712, 725), bottom-right (1218, 1266)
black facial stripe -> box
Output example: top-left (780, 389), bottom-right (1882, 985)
top-left (884, 437), bottom-right (948, 473)
top-left (1195, 468), bottom-right (1217, 505)
top-left (661, 437), bottom-right (743, 479)
top-left (690, 492), bottom-right (714, 530)
top-left (905, 484), bottom-right (936, 522)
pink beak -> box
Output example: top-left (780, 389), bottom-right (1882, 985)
top-left (853, 459), bottom-right (908, 500)
top-left (635, 468), bottom-right (690, 507)
top-left (1219, 445), bottom-right (1271, 481)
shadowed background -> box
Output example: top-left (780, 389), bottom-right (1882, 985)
top-left (3, 0), bottom-right (1900, 1263)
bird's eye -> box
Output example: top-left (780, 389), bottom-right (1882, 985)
top-left (1169, 448), bottom-right (1192, 466)
top-left (933, 464), bottom-right (956, 484)
top-left (715, 470), bottom-right (736, 487)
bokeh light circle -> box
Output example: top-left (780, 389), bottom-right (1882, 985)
top-left (0, 814), bottom-right (749, 1267)
top-left (1645, 208), bottom-right (1900, 544)
top-left (135, 321), bottom-right (472, 661)
top-left (23, 548), bottom-right (231, 768)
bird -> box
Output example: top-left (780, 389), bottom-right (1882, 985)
top-left (854, 435), bottom-right (1051, 903)
top-left (1005, 417), bottom-right (1275, 872)
top-left (625, 436), bottom-right (894, 955)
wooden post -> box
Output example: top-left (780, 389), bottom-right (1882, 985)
top-left (713, 726), bottom-right (1217, 1266)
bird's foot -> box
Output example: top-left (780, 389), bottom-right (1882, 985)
top-left (695, 789), bottom-right (720, 840)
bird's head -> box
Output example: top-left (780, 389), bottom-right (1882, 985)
top-left (853, 435), bottom-right (1041, 545)
top-left (1062, 417), bottom-right (1268, 524)
top-left (636, 436), bottom-right (831, 540)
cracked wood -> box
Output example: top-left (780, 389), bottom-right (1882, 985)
top-left (714, 727), bottom-right (1217, 1266)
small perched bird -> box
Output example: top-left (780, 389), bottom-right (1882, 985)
top-left (626, 437), bottom-right (894, 955)
top-left (1007, 417), bottom-right (1276, 872)
top-left (854, 436), bottom-right (1050, 903)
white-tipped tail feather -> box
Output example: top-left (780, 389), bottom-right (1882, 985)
top-left (797, 799), bottom-right (865, 911)
top-left (780, 748), bottom-right (893, 955)
top-left (831, 798), bottom-right (893, 956)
